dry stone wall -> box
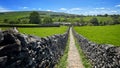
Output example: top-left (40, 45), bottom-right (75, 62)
top-left (72, 29), bottom-right (120, 68)
top-left (0, 28), bottom-right (69, 68)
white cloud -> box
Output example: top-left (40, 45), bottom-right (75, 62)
top-left (57, 7), bottom-right (120, 15)
top-left (70, 8), bottom-right (82, 11)
top-left (85, 10), bottom-right (119, 15)
top-left (59, 8), bottom-right (67, 11)
top-left (59, 8), bottom-right (82, 12)
top-left (23, 7), bottom-right (28, 9)
top-left (19, 7), bottom-right (28, 10)
top-left (47, 10), bottom-right (52, 11)
top-left (32, 8), bottom-right (36, 10)
top-left (0, 6), bottom-right (11, 12)
top-left (38, 8), bottom-right (41, 10)
top-left (94, 7), bottom-right (105, 10)
top-left (111, 11), bottom-right (117, 13)
top-left (58, 7), bottom-right (82, 14)
top-left (115, 5), bottom-right (120, 7)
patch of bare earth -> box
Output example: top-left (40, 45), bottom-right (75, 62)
top-left (67, 28), bottom-right (84, 68)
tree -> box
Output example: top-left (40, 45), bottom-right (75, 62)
top-left (43, 17), bottom-right (53, 24)
top-left (112, 18), bottom-right (119, 24)
top-left (29, 11), bottom-right (41, 24)
top-left (78, 17), bottom-right (85, 25)
top-left (58, 18), bottom-right (61, 22)
top-left (104, 14), bottom-right (108, 17)
top-left (4, 19), bottom-right (9, 23)
top-left (90, 17), bottom-right (99, 26)
top-left (111, 15), bottom-right (120, 24)
top-left (9, 20), bottom-right (19, 24)
top-left (21, 19), bottom-right (29, 24)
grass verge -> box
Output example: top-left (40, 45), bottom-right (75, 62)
top-left (74, 37), bottom-right (92, 68)
top-left (55, 35), bottom-right (70, 68)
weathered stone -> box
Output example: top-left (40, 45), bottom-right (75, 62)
top-left (0, 56), bottom-right (7, 67)
top-left (0, 28), bottom-right (69, 68)
top-left (0, 31), bottom-right (4, 43)
top-left (72, 29), bottom-right (120, 68)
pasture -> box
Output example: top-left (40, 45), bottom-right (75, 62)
top-left (74, 25), bottom-right (120, 46)
top-left (18, 26), bottom-right (68, 37)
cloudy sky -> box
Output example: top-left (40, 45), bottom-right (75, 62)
top-left (0, 0), bottom-right (120, 15)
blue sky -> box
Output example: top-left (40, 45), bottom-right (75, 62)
top-left (0, 0), bottom-right (120, 15)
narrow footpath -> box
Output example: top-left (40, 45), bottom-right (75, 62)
top-left (67, 28), bottom-right (84, 68)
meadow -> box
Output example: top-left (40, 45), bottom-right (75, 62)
top-left (18, 26), bottom-right (68, 37)
top-left (74, 25), bottom-right (120, 46)
top-left (74, 16), bottom-right (113, 23)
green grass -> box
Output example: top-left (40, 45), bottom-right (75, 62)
top-left (74, 25), bottom-right (120, 46)
top-left (74, 16), bottom-right (113, 22)
top-left (0, 12), bottom-right (31, 22)
top-left (83, 16), bottom-right (112, 22)
top-left (18, 26), bottom-right (68, 37)
top-left (74, 37), bottom-right (92, 68)
top-left (55, 35), bottom-right (69, 68)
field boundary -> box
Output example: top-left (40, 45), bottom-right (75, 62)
top-left (74, 36), bottom-right (92, 68)
top-left (72, 29), bottom-right (120, 68)
top-left (0, 28), bottom-right (69, 68)
top-left (0, 24), bottom-right (60, 27)
top-left (55, 34), bottom-right (70, 68)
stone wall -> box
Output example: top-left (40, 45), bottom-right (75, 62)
top-left (0, 28), bottom-right (69, 68)
top-left (72, 29), bottom-right (120, 68)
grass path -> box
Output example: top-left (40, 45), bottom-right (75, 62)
top-left (67, 28), bottom-right (84, 68)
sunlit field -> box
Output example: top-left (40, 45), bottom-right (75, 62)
top-left (18, 26), bottom-right (68, 37)
top-left (74, 25), bottom-right (120, 46)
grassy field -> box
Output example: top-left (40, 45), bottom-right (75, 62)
top-left (17, 26), bottom-right (68, 37)
top-left (73, 16), bottom-right (113, 23)
top-left (0, 12), bottom-right (31, 23)
top-left (83, 16), bottom-right (112, 22)
top-left (74, 25), bottom-right (120, 46)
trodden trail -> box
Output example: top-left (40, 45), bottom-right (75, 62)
top-left (67, 28), bottom-right (84, 68)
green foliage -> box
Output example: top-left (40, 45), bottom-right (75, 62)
top-left (29, 11), bottom-right (41, 24)
top-left (104, 14), bottom-right (108, 17)
top-left (18, 26), bottom-right (67, 37)
top-left (90, 17), bottom-right (99, 26)
top-left (43, 16), bottom-right (53, 24)
top-left (74, 25), bottom-right (120, 46)
top-left (79, 17), bottom-right (85, 23)
top-left (8, 20), bottom-right (20, 24)
top-left (75, 17), bottom-right (85, 25)
top-left (3, 19), bottom-right (9, 23)
top-left (112, 17), bottom-right (120, 24)
top-left (20, 19), bottom-right (29, 24)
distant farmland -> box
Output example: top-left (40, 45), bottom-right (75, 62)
top-left (74, 25), bottom-right (120, 46)
top-left (0, 11), bottom-right (117, 25)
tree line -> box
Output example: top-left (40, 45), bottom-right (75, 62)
top-left (3, 11), bottom-right (120, 26)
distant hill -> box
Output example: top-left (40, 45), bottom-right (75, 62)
top-left (0, 11), bottom-right (78, 23)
